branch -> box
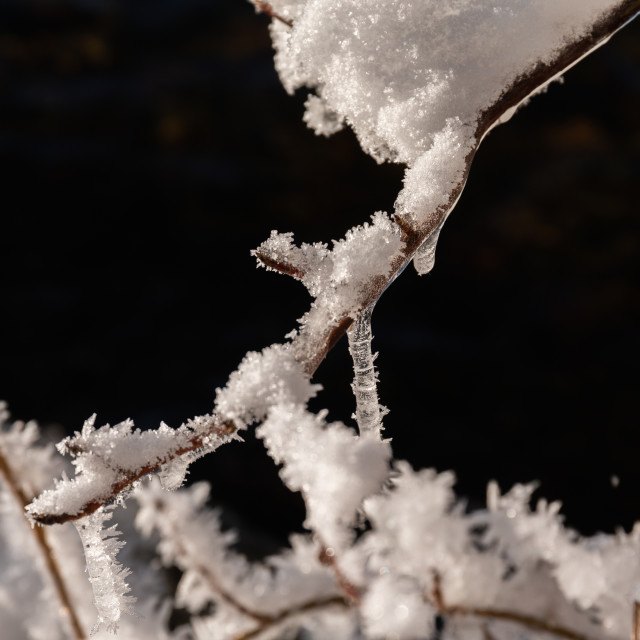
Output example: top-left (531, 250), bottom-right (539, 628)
top-left (253, 251), bottom-right (306, 279)
top-left (0, 446), bottom-right (86, 640)
top-left (250, 1), bottom-right (293, 28)
top-left (29, 416), bottom-right (236, 525)
top-left (139, 488), bottom-right (349, 640)
top-left (431, 572), bottom-right (591, 640)
top-left (29, 0), bottom-right (639, 529)
top-left (318, 542), bottom-right (361, 606)
top-left (291, 0), bottom-right (639, 378)
top-left (477, 0), bottom-right (640, 136)
top-left (233, 596), bottom-right (348, 640)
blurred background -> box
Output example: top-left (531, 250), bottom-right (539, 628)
top-left (0, 0), bottom-right (638, 551)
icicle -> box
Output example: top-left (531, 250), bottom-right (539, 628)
top-left (413, 219), bottom-right (444, 275)
top-left (347, 306), bottom-right (387, 438)
top-left (73, 506), bottom-right (136, 635)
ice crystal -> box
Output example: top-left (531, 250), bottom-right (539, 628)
top-left (73, 506), bottom-right (136, 635)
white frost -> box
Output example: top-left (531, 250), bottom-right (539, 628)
top-left (73, 506), bottom-right (136, 635)
top-left (214, 343), bottom-right (321, 426)
top-left (258, 403), bottom-right (391, 549)
top-left (27, 412), bottom-right (233, 521)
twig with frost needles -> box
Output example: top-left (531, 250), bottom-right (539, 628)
top-left (318, 542), bottom-right (361, 606)
top-left (179, 541), bottom-right (349, 640)
top-left (0, 446), bottom-right (86, 640)
top-left (148, 500), bottom-right (349, 638)
top-left (30, 416), bottom-right (235, 525)
top-left (431, 571), bottom-right (590, 640)
top-left (232, 597), bottom-right (348, 640)
top-left (250, 0), bottom-right (293, 27)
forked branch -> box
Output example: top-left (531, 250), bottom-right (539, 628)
top-left (28, 0), bottom-right (639, 533)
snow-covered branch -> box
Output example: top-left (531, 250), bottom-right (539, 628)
top-left (7, 1), bottom-right (638, 638)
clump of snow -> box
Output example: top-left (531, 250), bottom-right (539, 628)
top-left (329, 212), bottom-right (402, 292)
top-left (353, 463), bottom-right (638, 639)
top-left (27, 413), bottom-right (234, 521)
top-left (482, 481), bottom-right (640, 638)
top-left (258, 403), bottom-right (391, 549)
top-left (362, 463), bottom-right (464, 581)
top-left (274, 0), bottom-right (616, 166)
top-left (303, 94), bottom-right (344, 136)
top-left (134, 479), bottom-right (341, 625)
top-left (214, 343), bottom-right (321, 426)
top-left (256, 213), bottom-right (403, 326)
top-left (394, 118), bottom-right (474, 227)
top-left (361, 574), bottom-right (435, 640)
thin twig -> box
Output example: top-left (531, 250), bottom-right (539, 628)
top-left (477, 0), bottom-right (640, 134)
top-left (431, 572), bottom-right (590, 640)
top-left (163, 516), bottom-right (349, 640)
top-left (0, 446), bottom-right (86, 640)
top-left (30, 417), bottom-right (236, 525)
top-left (163, 515), bottom-right (274, 625)
top-left (251, 1), bottom-right (293, 27)
top-left (254, 251), bottom-right (305, 279)
top-left (151, 511), bottom-right (349, 639)
top-left (633, 601), bottom-right (640, 640)
top-left (233, 595), bottom-right (347, 640)
top-left (318, 542), bottom-right (361, 605)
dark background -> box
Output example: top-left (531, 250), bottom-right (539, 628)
top-left (1, 0), bottom-right (638, 550)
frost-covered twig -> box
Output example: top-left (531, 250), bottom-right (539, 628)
top-left (250, 1), bottom-right (293, 27)
top-left (26, 3), bottom-right (640, 530)
top-left (135, 480), bottom-right (348, 638)
top-left (29, 344), bottom-right (319, 526)
top-left (0, 438), bottom-right (86, 639)
top-left (431, 571), bottom-right (589, 640)
top-left (317, 543), bottom-right (360, 606)
top-left (232, 597), bottom-right (348, 640)
top-left (28, 413), bottom-right (237, 525)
